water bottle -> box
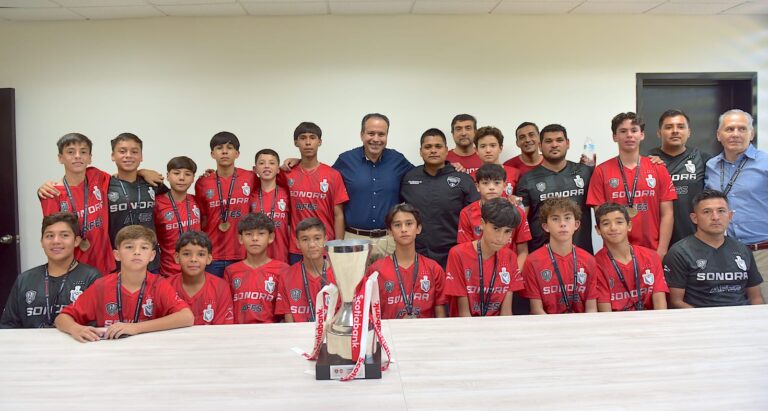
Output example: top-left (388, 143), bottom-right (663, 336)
top-left (582, 137), bottom-right (596, 167)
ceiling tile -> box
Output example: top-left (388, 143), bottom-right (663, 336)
top-left (571, 1), bottom-right (663, 14)
top-left (494, 0), bottom-right (580, 14)
top-left (330, 0), bottom-right (413, 14)
top-left (0, 7), bottom-right (85, 20)
top-left (0, 0), bottom-right (59, 7)
top-left (241, 1), bottom-right (328, 15)
top-left (52, 0), bottom-right (148, 6)
top-left (721, 1), bottom-right (768, 14)
top-left (646, 1), bottom-right (740, 13)
top-left (70, 5), bottom-right (164, 18)
top-left (156, 2), bottom-right (246, 15)
top-left (412, 0), bottom-right (499, 14)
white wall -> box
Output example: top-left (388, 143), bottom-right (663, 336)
top-left (1, 14), bottom-right (766, 270)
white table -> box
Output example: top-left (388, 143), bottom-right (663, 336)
top-left (1, 305), bottom-right (766, 410)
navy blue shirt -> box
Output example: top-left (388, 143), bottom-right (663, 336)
top-left (333, 147), bottom-right (414, 230)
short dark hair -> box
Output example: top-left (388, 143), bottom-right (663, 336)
top-left (481, 198), bottom-right (520, 230)
top-left (451, 114), bottom-right (477, 131)
top-left (41, 212), bottom-right (80, 239)
top-left (692, 189), bottom-right (729, 210)
top-left (293, 122), bottom-right (322, 141)
top-left (361, 113), bottom-right (390, 134)
top-left (110, 132), bottom-right (143, 151)
top-left (540, 197), bottom-right (582, 223)
top-left (594, 202), bottom-right (630, 224)
top-left (515, 122), bottom-right (540, 136)
top-left (611, 112), bottom-right (645, 134)
top-left (167, 156), bottom-right (197, 173)
top-left (658, 109), bottom-right (690, 128)
top-left (540, 124), bottom-right (568, 140)
top-left (209, 131), bottom-right (240, 151)
top-left (175, 230), bottom-right (212, 253)
top-left (295, 217), bottom-right (326, 237)
top-left (255, 148), bottom-right (280, 164)
top-left (238, 213), bottom-right (274, 234)
top-left (420, 128), bottom-right (447, 145)
top-left (56, 133), bottom-right (92, 155)
top-left (474, 126), bottom-right (504, 147)
top-left (475, 163), bottom-right (506, 183)
top-left (115, 225), bottom-right (157, 248)
top-left (385, 203), bottom-right (423, 228)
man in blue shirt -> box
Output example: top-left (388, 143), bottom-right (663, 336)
top-left (333, 113), bottom-right (414, 261)
top-left (704, 109), bottom-right (768, 300)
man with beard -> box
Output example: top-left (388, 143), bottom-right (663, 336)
top-left (446, 114), bottom-right (483, 174)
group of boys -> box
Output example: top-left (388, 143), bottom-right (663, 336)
top-left (1, 107), bottom-right (764, 341)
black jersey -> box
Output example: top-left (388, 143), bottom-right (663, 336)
top-left (516, 161), bottom-right (594, 253)
top-left (663, 235), bottom-right (762, 307)
top-left (648, 147), bottom-right (711, 246)
top-left (0, 262), bottom-right (100, 328)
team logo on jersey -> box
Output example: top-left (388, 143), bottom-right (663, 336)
top-left (142, 298), bottom-right (154, 317)
top-left (735, 255), bottom-right (747, 271)
top-left (93, 186), bottom-right (102, 201)
top-left (242, 182), bottom-right (251, 196)
top-left (193, 206), bottom-right (200, 219)
top-left (685, 160), bottom-right (696, 174)
top-left (609, 178), bottom-right (619, 189)
top-left (446, 176), bottom-right (461, 188)
top-left (465, 268), bottom-right (472, 281)
top-left (106, 302), bottom-right (118, 316)
top-left (108, 191), bottom-right (120, 202)
top-left (576, 268), bottom-right (587, 285)
top-left (265, 276), bottom-right (275, 294)
top-left (320, 179), bottom-right (329, 193)
top-left (288, 178), bottom-right (294, 187)
top-left (499, 267), bottom-right (510, 285)
top-left (232, 278), bottom-right (241, 290)
top-left (290, 288), bottom-right (302, 301)
top-left (536, 182), bottom-right (546, 192)
top-left (164, 211), bottom-right (174, 221)
top-left (25, 290), bottom-right (36, 304)
top-left (696, 259), bottom-right (707, 269)
top-left (70, 285), bottom-right (83, 302)
top-left (420, 276), bottom-right (430, 293)
top-left (473, 225), bottom-right (481, 236)
top-left (203, 304), bottom-right (214, 323)
top-left (384, 281), bottom-right (395, 293)
top-left (148, 187), bottom-right (155, 200)
top-left (643, 269), bottom-right (654, 285)
top-left (574, 175), bottom-right (584, 189)
top-left (541, 269), bottom-right (552, 282)
top-left (278, 199), bottom-right (286, 212)
top-left (206, 189), bottom-right (214, 199)
top-left (60, 201), bottom-right (69, 212)
top-left (505, 183), bottom-right (513, 196)
top-left (645, 174), bottom-right (656, 188)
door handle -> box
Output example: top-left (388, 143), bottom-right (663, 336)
top-left (0, 234), bottom-right (17, 245)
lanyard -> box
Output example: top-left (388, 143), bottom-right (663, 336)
top-left (43, 259), bottom-right (78, 326)
top-left (116, 274), bottom-right (147, 323)
top-left (216, 170), bottom-right (237, 223)
top-left (392, 253), bottom-right (420, 318)
top-left (476, 241), bottom-right (498, 316)
top-left (117, 179), bottom-right (142, 225)
top-left (257, 187), bottom-right (279, 218)
top-left (62, 176), bottom-right (89, 236)
top-left (546, 244), bottom-right (579, 313)
top-left (168, 193), bottom-right (192, 236)
top-left (719, 156), bottom-right (749, 197)
top-left (301, 259), bottom-right (327, 322)
top-left (606, 246), bottom-right (644, 311)
top-left (616, 157), bottom-right (640, 208)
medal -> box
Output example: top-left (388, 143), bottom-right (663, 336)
top-left (79, 239), bottom-right (91, 251)
top-left (617, 157), bottom-right (640, 215)
top-left (626, 205), bottom-right (638, 218)
top-left (216, 170), bottom-right (237, 233)
top-left (218, 221), bottom-right (231, 232)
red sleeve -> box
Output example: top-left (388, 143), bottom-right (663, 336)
top-left (657, 164), bottom-right (678, 201)
top-left (60, 282), bottom-right (99, 325)
top-left (214, 280), bottom-right (234, 325)
top-left (331, 171), bottom-right (349, 205)
top-left (513, 206), bottom-right (532, 243)
top-left (431, 260), bottom-right (448, 305)
top-left (586, 166), bottom-right (605, 207)
top-left (457, 209), bottom-right (472, 243)
top-left (40, 196), bottom-right (61, 216)
top-left (155, 279), bottom-right (190, 316)
top-left (651, 254), bottom-right (670, 294)
top-left (584, 256), bottom-right (600, 301)
top-left (595, 264), bottom-right (612, 304)
top-left (444, 247), bottom-right (468, 298)
top-left (507, 167), bottom-right (520, 190)
top-left (522, 259), bottom-right (541, 300)
top-left (275, 274), bottom-right (291, 315)
top-left (194, 177), bottom-right (209, 229)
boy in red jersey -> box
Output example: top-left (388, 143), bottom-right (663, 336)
top-left (55, 226), bottom-right (193, 342)
top-left (40, 133), bottom-right (114, 275)
top-left (445, 198), bottom-right (525, 317)
top-left (251, 148), bottom-right (290, 264)
top-left (523, 198), bottom-right (599, 314)
top-left (277, 218), bottom-right (336, 322)
top-left (224, 213), bottom-right (289, 324)
top-left (594, 203), bottom-right (668, 311)
top-left (369, 203), bottom-right (447, 319)
top-left (470, 126), bottom-right (521, 201)
top-left (457, 163), bottom-right (531, 270)
top-left (194, 132), bottom-right (256, 277)
top-left (168, 231), bottom-right (234, 324)
top-left (154, 156), bottom-right (202, 277)
top-left (283, 122), bottom-right (349, 264)
top-left (587, 112), bottom-right (677, 257)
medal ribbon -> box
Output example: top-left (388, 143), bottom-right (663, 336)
top-left (719, 156), bottom-right (749, 197)
top-left (342, 272), bottom-right (390, 381)
top-left (168, 193), bottom-right (192, 236)
top-left (257, 186), bottom-right (279, 219)
top-left (43, 259), bottom-right (78, 326)
top-left (62, 175), bottom-right (90, 238)
top-left (301, 259), bottom-right (327, 322)
top-left (392, 253), bottom-right (419, 318)
top-left (117, 179), bottom-right (141, 225)
top-left (546, 244), bottom-right (579, 313)
top-left (476, 241), bottom-right (498, 316)
top-left (215, 170), bottom-right (237, 224)
top-left (607, 246), bottom-right (643, 311)
top-left (116, 274), bottom-right (147, 323)
top-left (616, 157), bottom-right (640, 208)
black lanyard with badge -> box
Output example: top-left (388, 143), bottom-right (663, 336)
top-left (168, 193), bottom-right (192, 236)
top-left (392, 253), bottom-right (420, 319)
top-left (117, 179), bottom-right (141, 225)
top-left (546, 244), bottom-right (579, 313)
top-left (43, 259), bottom-right (78, 326)
top-left (476, 241), bottom-right (498, 317)
top-left (616, 157), bottom-right (640, 218)
top-left (257, 186), bottom-right (279, 219)
top-left (63, 176), bottom-right (91, 251)
top-left (216, 170), bottom-right (237, 232)
top-left (720, 156), bottom-right (749, 197)
top-left (116, 274), bottom-right (147, 323)
top-left (606, 246), bottom-right (644, 311)
top-left (301, 259), bottom-right (327, 322)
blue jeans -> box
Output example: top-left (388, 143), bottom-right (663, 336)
top-left (206, 259), bottom-right (239, 278)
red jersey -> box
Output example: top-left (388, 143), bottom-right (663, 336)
top-left (457, 200), bottom-right (531, 247)
top-left (469, 165), bottom-right (520, 197)
top-left (444, 242), bottom-right (524, 316)
top-left (446, 150), bottom-right (483, 175)
top-left (40, 167), bottom-right (114, 276)
top-left (168, 273), bottom-right (233, 325)
top-left (503, 155), bottom-right (542, 177)
top-left (250, 186), bottom-right (290, 264)
top-left (194, 168), bottom-right (256, 261)
top-left (368, 254), bottom-right (448, 319)
top-left (283, 164), bottom-right (349, 254)
top-left (60, 272), bottom-right (189, 326)
top-left (224, 259), bottom-right (288, 324)
top-left (522, 245), bottom-right (599, 314)
top-left (594, 245), bottom-right (669, 311)
top-left (587, 156), bottom-right (677, 250)
top-left (154, 193), bottom-right (202, 277)
top-left (276, 261), bottom-right (336, 323)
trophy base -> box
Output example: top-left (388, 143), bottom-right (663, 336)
top-left (315, 342), bottom-right (382, 380)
